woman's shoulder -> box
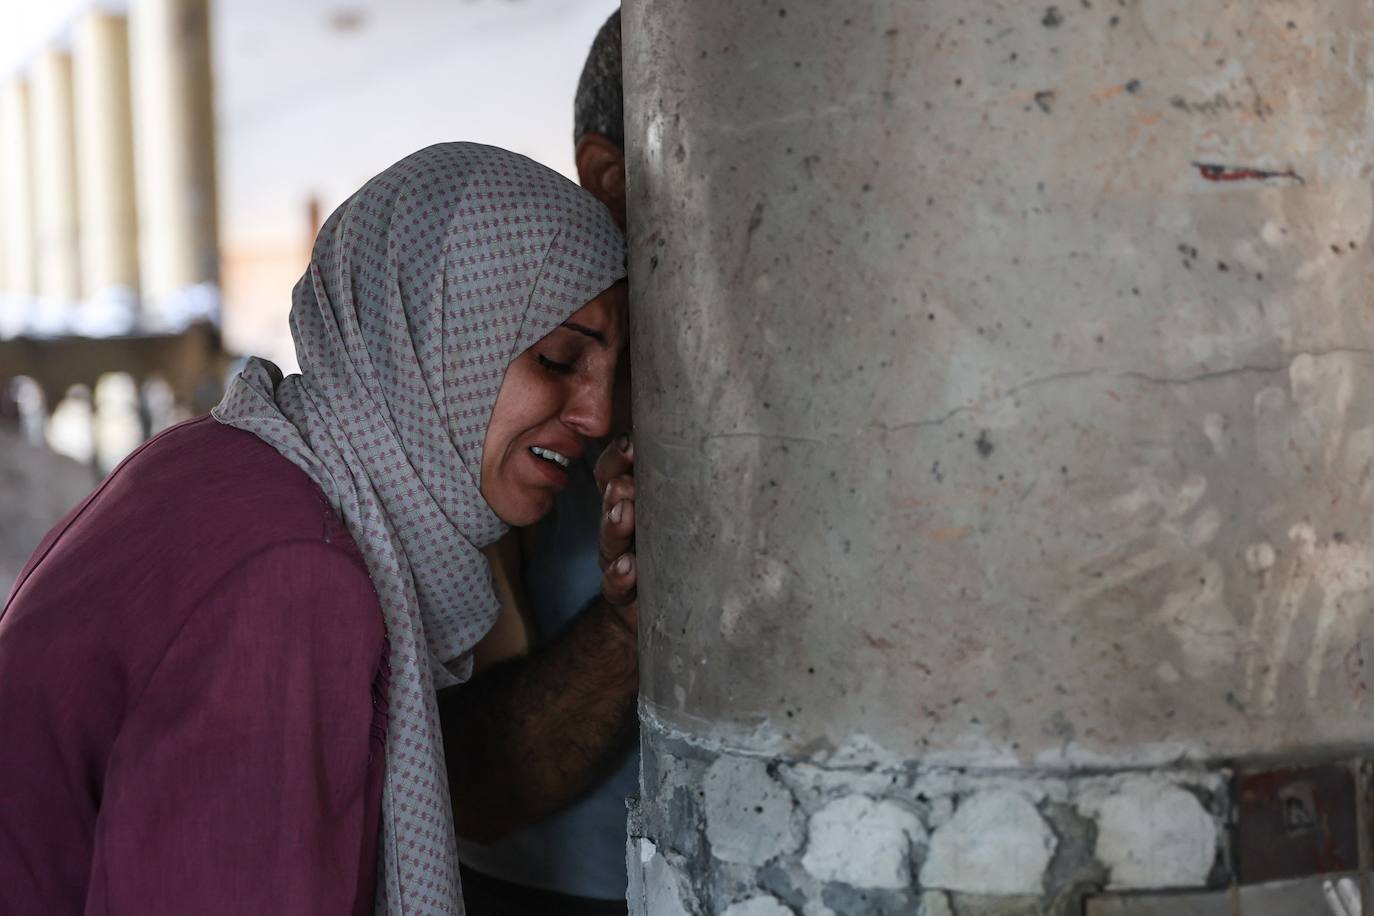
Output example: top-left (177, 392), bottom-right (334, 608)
top-left (122, 415), bottom-right (322, 508)
top-left (0, 420), bottom-right (383, 781)
top-left (6, 416), bottom-right (370, 627)
top-left (110, 416), bottom-right (346, 551)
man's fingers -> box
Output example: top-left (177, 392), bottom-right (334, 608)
top-left (595, 435), bottom-right (634, 494)
top-left (602, 552), bottom-right (638, 606)
top-left (601, 474), bottom-right (636, 514)
top-left (599, 496), bottom-right (635, 569)
top-left (599, 472), bottom-right (637, 568)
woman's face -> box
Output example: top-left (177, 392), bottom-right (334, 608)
top-left (480, 282), bottom-right (629, 526)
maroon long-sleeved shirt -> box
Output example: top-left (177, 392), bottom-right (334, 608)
top-left (0, 416), bottom-right (388, 915)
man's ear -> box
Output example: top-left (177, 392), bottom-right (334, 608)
top-left (575, 133), bottom-right (627, 229)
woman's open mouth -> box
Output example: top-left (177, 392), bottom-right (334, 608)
top-left (529, 446), bottom-right (572, 468)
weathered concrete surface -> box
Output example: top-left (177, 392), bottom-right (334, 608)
top-left (623, 0), bottom-right (1374, 909)
top-left (802, 795), bottom-right (925, 890)
top-left (626, 0), bottom-right (1374, 768)
top-left (920, 790), bottom-right (1055, 894)
top-left (627, 733), bottom-right (1229, 914)
top-left (1075, 777), bottom-right (1217, 889)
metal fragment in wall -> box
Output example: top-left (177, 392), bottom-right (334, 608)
top-left (1235, 763), bottom-right (1360, 884)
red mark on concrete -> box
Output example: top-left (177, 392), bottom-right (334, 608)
top-left (1193, 161), bottom-right (1303, 184)
top-left (1345, 642), bottom-right (1367, 703)
top-left (864, 632), bottom-right (897, 651)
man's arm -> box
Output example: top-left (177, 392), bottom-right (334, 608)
top-left (443, 437), bottom-right (639, 842)
top-left (441, 596), bottom-right (637, 842)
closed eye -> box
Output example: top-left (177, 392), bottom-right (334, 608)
top-left (537, 353), bottom-right (575, 375)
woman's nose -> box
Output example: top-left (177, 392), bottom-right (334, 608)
top-left (562, 372), bottom-right (614, 440)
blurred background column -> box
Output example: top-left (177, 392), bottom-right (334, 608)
top-left (0, 78), bottom-right (38, 338)
top-left (130, 0), bottom-right (220, 330)
top-left (30, 48), bottom-right (82, 335)
top-left (74, 9), bottom-right (140, 337)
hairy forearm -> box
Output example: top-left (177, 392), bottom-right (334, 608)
top-left (441, 598), bottom-right (639, 842)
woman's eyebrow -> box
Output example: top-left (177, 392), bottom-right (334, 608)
top-left (562, 322), bottom-right (607, 345)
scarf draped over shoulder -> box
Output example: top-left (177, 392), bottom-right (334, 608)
top-left (213, 142), bottom-right (626, 914)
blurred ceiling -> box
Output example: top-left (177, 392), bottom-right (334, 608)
top-left (2, 0), bottom-right (619, 242)
top-left (217, 0), bottom-right (615, 244)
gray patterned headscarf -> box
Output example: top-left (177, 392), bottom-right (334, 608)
top-left (212, 142), bottom-right (625, 914)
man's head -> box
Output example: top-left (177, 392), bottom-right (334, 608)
top-left (573, 10), bottom-right (626, 229)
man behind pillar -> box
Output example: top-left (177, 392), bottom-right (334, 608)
top-left (451, 10), bottom-right (636, 916)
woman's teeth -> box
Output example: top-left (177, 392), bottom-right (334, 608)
top-left (530, 446), bottom-right (572, 468)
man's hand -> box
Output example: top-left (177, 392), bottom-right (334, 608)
top-left (596, 435), bottom-right (637, 625)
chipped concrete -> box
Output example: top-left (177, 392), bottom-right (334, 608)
top-left (703, 755), bottom-right (803, 866)
top-left (800, 796), bottom-right (924, 889)
top-left (722, 895), bottom-right (797, 916)
top-left (627, 837), bottom-right (696, 916)
top-left (629, 728), bottom-right (1236, 914)
top-left (1077, 777), bottom-right (1219, 889)
top-left (920, 790), bottom-right (1057, 894)
top-left (818, 882), bottom-right (920, 916)
top-left (919, 891), bottom-right (954, 916)
top-left (1040, 802), bottom-right (1109, 906)
top-left (624, 837), bottom-right (650, 914)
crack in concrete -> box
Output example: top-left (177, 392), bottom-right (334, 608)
top-left (882, 347), bottom-right (1374, 434)
top-left (698, 431), bottom-right (828, 446)
top-left (690, 349), bottom-right (1374, 445)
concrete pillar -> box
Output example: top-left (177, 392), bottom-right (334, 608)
top-left (129, 0), bottom-right (220, 327)
top-left (74, 10), bottom-right (140, 334)
top-left (623, 1), bottom-right (1374, 912)
top-left (30, 49), bottom-right (82, 330)
top-left (0, 79), bottom-right (38, 336)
